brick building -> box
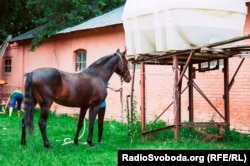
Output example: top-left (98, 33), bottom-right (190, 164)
top-left (1, 3), bottom-right (250, 133)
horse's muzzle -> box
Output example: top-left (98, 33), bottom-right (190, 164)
top-left (124, 75), bottom-right (132, 83)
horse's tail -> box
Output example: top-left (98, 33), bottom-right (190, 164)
top-left (24, 72), bottom-right (35, 135)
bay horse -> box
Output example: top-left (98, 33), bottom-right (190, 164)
top-left (21, 49), bottom-right (131, 148)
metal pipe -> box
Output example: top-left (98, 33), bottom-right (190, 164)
top-left (173, 55), bottom-right (180, 140)
top-left (177, 50), bottom-right (195, 87)
top-left (188, 64), bottom-right (194, 122)
top-left (223, 58), bottom-right (230, 126)
top-left (229, 58), bottom-right (245, 91)
top-left (140, 62), bottom-right (146, 135)
top-left (130, 63), bottom-right (136, 122)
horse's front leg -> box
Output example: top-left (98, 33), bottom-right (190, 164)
top-left (87, 105), bottom-right (99, 146)
top-left (97, 106), bottom-right (106, 144)
top-left (21, 117), bottom-right (26, 146)
top-left (74, 107), bottom-right (87, 145)
top-left (38, 106), bottom-right (51, 148)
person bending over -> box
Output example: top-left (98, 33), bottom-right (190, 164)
top-left (5, 89), bottom-right (24, 117)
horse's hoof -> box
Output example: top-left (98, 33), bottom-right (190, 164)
top-left (45, 146), bottom-right (53, 149)
top-left (21, 143), bottom-right (26, 147)
top-left (44, 144), bottom-right (52, 149)
top-left (21, 141), bottom-right (26, 146)
top-left (87, 140), bottom-right (94, 147)
top-left (95, 142), bottom-right (101, 146)
top-left (74, 140), bottom-right (78, 145)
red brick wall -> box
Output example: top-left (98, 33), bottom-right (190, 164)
top-left (229, 58), bottom-right (250, 132)
top-left (133, 58), bottom-right (250, 133)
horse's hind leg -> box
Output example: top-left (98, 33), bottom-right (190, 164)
top-left (21, 99), bottom-right (37, 146)
top-left (74, 107), bottom-right (87, 145)
top-left (39, 103), bottom-right (52, 148)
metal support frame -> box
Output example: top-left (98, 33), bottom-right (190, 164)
top-left (173, 55), bottom-right (180, 140)
top-left (127, 64), bottom-right (136, 125)
top-left (130, 35), bottom-right (250, 140)
top-left (229, 58), bottom-right (245, 91)
top-left (188, 64), bottom-right (194, 122)
top-left (140, 62), bottom-right (146, 135)
top-left (223, 58), bottom-right (230, 126)
top-left (137, 56), bottom-right (246, 140)
top-left (130, 63), bottom-right (136, 122)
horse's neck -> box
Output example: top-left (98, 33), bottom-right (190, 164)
top-left (94, 68), bottom-right (114, 83)
top-left (86, 56), bottom-right (118, 83)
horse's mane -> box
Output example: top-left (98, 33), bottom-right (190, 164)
top-left (86, 54), bottom-right (115, 71)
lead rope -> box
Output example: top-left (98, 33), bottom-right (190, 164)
top-left (120, 77), bottom-right (124, 122)
top-left (56, 118), bottom-right (86, 145)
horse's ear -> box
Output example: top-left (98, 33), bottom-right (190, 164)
top-left (116, 49), bottom-right (120, 54)
top-left (122, 48), bottom-right (127, 56)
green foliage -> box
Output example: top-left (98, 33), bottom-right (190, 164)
top-left (0, 0), bottom-right (126, 49)
top-left (0, 0), bottom-right (36, 43)
top-left (126, 97), bottom-right (140, 142)
top-left (29, 0), bottom-right (126, 51)
top-left (0, 110), bottom-right (249, 165)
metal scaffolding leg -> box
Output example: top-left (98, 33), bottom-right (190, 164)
top-left (188, 64), bottom-right (194, 122)
top-left (173, 55), bottom-right (180, 140)
top-left (223, 58), bottom-right (230, 127)
top-left (140, 62), bottom-right (146, 136)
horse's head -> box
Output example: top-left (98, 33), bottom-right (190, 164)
top-left (115, 49), bottom-right (131, 83)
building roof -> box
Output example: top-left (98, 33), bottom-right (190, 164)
top-left (58, 5), bottom-right (124, 34)
top-left (10, 27), bottom-right (44, 42)
top-left (11, 5), bottom-right (124, 42)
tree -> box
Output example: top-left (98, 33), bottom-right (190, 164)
top-left (0, 0), bottom-right (36, 43)
top-left (0, 0), bottom-right (125, 50)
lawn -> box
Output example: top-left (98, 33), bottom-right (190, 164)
top-left (0, 109), bottom-right (249, 166)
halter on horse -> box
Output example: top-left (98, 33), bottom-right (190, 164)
top-left (21, 49), bottom-right (131, 148)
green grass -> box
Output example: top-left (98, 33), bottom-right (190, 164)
top-left (0, 110), bottom-right (249, 166)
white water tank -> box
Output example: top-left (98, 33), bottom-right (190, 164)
top-left (122, 0), bottom-right (247, 57)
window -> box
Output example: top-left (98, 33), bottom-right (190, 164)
top-left (129, 62), bottom-right (140, 70)
top-left (199, 59), bottom-right (224, 72)
top-left (75, 49), bottom-right (86, 72)
top-left (4, 58), bottom-right (12, 74)
top-left (201, 59), bottom-right (224, 68)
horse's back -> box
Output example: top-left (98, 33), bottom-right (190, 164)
top-left (58, 71), bottom-right (107, 107)
top-left (28, 68), bottom-right (63, 100)
top-left (31, 67), bottom-right (62, 86)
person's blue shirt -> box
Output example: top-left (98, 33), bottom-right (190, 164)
top-left (100, 82), bottom-right (110, 108)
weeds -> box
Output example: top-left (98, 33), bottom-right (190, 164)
top-left (126, 96), bottom-right (140, 142)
